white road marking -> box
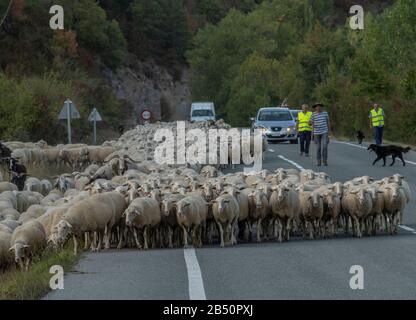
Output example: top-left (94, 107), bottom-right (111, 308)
top-left (334, 141), bottom-right (416, 165)
top-left (278, 155), bottom-right (305, 171)
top-left (268, 149), bottom-right (275, 153)
top-left (399, 225), bottom-right (416, 234)
top-left (183, 248), bottom-right (206, 300)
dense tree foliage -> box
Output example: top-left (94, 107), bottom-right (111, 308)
top-left (0, 0), bottom-right (412, 144)
top-left (188, 0), bottom-right (415, 144)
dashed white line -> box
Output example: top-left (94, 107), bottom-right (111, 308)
top-left (278, 155), bottom-right (305, 171)
top-left (334, 141), bottom-right (416, 165)
top-left (183, 248), bottom-right (206, 300)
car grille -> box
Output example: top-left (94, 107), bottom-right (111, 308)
top-left (271, 127), bottom-right (282, 132)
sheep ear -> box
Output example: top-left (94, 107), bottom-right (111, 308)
top-left (8, 246), bottom-right (15, 252)
top-left (23, 244), bottom-right (31, 248)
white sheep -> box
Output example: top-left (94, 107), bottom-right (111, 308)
top-left (9, 220), bottom-right (46, 271)
top-left (212, 194), bottom-right (239, 247)
top-left (175, 195), bottom-right (207, 248)
top-left (269, 185), bottom-right (300, 242)
top-left (341, 187), bottom-right (373, 238)
top-left (124, 197), bottom-right (161, 250)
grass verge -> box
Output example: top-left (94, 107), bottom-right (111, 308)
top-left (0, 246), bottom-right (79, 300)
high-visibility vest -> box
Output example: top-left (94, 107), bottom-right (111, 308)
top-left (298, 111), bottom-right (313, 132)
top-left (370, 108), bottom-right (385, 127)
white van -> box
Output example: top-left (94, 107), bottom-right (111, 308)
top-left (190, 102), bottom-right (216, 122)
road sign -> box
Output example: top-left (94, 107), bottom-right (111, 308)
top-left (88, 108), bottom-right (103, 145)
top-left (58, 100), bottom-right (81, 120)
top-left (88, 108), bottom-right (103, 122)
top-left (58, 99), bottom-right (80, 144)
top-left (141, 110), bottom-right (152, 121)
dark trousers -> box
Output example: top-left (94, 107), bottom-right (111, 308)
top-left (374, 126), bottom-right (384, 145)
top-left (314, 133), bottom-right (329, 164)
top-left (299, 131), bottom-right (312, 154)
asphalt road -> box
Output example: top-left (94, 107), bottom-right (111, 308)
top-left (45, 139), bottom-right (416, 300)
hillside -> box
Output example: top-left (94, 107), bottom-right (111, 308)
top-left (1, 0), bottom-right (413, 144)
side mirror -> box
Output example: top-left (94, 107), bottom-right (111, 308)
top-left (250, 118), bottom-right (255, 122)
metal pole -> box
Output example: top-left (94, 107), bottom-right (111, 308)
top-left (93, 119), bottom-right (97, 145)
top-left (66, 100), bottom-right (72, 144)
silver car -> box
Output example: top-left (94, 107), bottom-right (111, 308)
top-left (251, 107), bottom-right (298, 144)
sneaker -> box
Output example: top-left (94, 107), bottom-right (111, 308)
top-left (305, 154), bottom-right (309, 157)
top-left (324, 162), bottom-right (328, 166)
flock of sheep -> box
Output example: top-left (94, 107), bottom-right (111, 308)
top-left (0, 121), bottom-right (412, 272)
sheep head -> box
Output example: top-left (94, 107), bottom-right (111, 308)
top-left (9, 243), bottom-right (30, 270)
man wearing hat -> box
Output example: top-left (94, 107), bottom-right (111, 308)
top-left (310, 103), bottom-right (330, 166)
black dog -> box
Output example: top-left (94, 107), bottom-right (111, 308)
top-left (367, 144), bottom-right (411, 167)
top-left (356, 130), bottom-right (365, 144)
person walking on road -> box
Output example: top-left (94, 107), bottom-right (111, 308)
top-left (297, 104), bottom-right (313, 157)
top-left (310, 103), bottom-right (330, 167)
top-left (369, 103), bottom-right (385, 145)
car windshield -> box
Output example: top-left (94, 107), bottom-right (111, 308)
top-left (258, 110), bottom-right (292, 121)
top-left (192, 110), bottom-right (213, 117)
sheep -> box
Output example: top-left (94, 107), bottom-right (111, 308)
top-left (175, 195), bottom-right (207, 248)
top-left (59, 147), bottom-right (89, 169)
top-left (40, 179), bottom-right (53, 196)
top-left (0, 219), bottom-right (21, 232)
top-left (298, 187), bottom-right (324, 240)
top-left (37, 205), bottom-right (70, 237)
top-left (341, 187), bottom-right (373, 238)
top-left (40, 192), bottom-right (63, 206)
top-left (0, 230), bottom-right (13, 270)
top-left (55, 174), bottom-right (75, 193)
top-left (24, 177), bottom-right (42, 193)
top-left (379, 183), bottom-right (407, 235)
top-left (43, 148), bottom-right (62, 167)
top-left (200, 165), bottom-right (218, 178)
top-left (9, 220), bottom-right (46, 271)
top-left (269, 185), bottom-right (300, 242)
top-left (88, 146), bottom-right (117, 164)
top-left (321, 190), bottom-right (342, 237)
top-left (161, 194), bottom-right (185, 248)
top-left (221, 186), bottom-right (250, 241)
top-left (212, 194), bottom-right (239, 247)
top-left (56, 192), bottom-right (126, 255)
top-left (242, 188), bottom-right (269, 242)
top-left (0, 182), bottom-right (18, 193)
top-left (1, 208), bottom-right (20, 221)
top-left (387, 174), bottom-right (411, 204)
top-left (124, 197), bottom-right (161, 250)
top-left (19, 205), bottom-right (49, 223)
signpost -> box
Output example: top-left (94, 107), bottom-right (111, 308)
top-left (141, 110), bottom-right (152, 124)
top-left (58, 99), bottom-right (80, 144)
top-left (88, 108), bottom-right (103, 145)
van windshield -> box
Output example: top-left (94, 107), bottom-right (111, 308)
top-left (192, 110), bottom-right (214, 117)
top-left (258, 110), bottom-right (292, 121)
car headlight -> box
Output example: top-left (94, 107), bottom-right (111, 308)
top-left (255, 126), bottom-right (267, 134)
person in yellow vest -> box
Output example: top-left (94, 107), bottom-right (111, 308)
top-left (369, 103), bottom-right (385, 145)
top-left (296, 104), bottom-right (313, 157)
